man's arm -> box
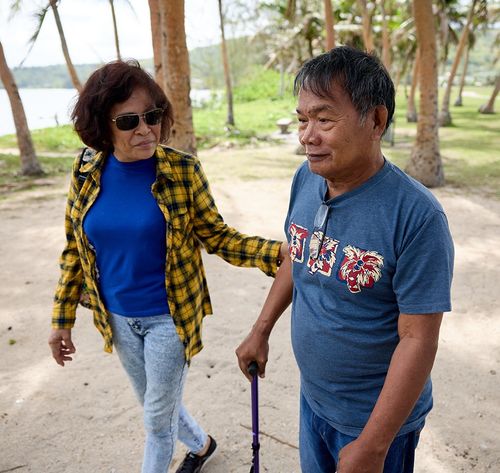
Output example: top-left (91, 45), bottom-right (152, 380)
top-left (236, 254), bottom-right (294, 381)
top-left (338, 312), bottom-right (443, 473)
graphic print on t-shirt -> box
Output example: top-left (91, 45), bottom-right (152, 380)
top-left (288, 221), bottom-right (384, 291)
top-left (307, 231), bottom-right (339, 276)
top-left (289, 223), bottom-right (309, 263)
top-left (338, 245), bottom-right (384, 293)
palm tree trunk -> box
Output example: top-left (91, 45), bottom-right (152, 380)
top-left (406, 0), bottom-right (444, 188)
top-left (109, 0), bottom-right (121, 60)
top-left (217, 0), bottom-right (235, 127)
top-left (159, 0), bottom-right (196, 155)
top-left (379, 0), bottom-right (391, 71)
top-left (148, 0), bottom-right (163, 85)
top-left (454, 42), bottom-right (470, 106)
top-left (0, 42), bottom-right (43, 176)
top-left (49, 0), bottom-right (82, 92)
top-left (324, 0), bottom-right (335, 50)
top-left (439, 0), bottom-right (477, 126)
top-left (479, 75), bottom-right (500, 114)
top-left (406, 53), bottom-right (419, 122)
top-left (357, 0), bottom-right (374, 52)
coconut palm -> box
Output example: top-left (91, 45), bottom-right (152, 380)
top-left (479, 75), bottom-right (500, 113)
top-left (406, 52), bottom-right (419, 122)
top-left (357, 0), bottom-right (375, 51)
top-left (107, 0), bottom-right (135, 61)
top-left (406, 0), bottom-right (444, 187)
top-left (11, 0), bottom-right (82, 91)
top-left (324, 0), bottom-right (335, 50)
top-left (0, 41), bottom-right (43, 176)
top-left (439, 0), bottom-right (480, 126)
top-left (148, 0), bottom-right (162, 85)
top-left (218, 0), bottom-right (235, 127)
top-left (453, 33), bottom-right (474, 106)
top-left (158, 0), bottom-right (196, 154)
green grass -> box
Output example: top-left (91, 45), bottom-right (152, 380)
top-left (194, 96), bottom-right (296, 148)
top-left (0, 125), bottom-right (82, 153)
top-left (0, 153), bottom-right (74, 193)
top-left (383, 86), bottom-right (500, 198)
top-left (0, 85), bottom-right (498, 197)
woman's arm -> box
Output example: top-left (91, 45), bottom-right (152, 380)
top-left (190, 158), bottom-right (284, 276)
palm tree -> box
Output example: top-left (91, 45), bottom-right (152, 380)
top-left (439, 0), bottom-right (478, 126)
top-left (158, 0), bottom-right (196, 154)
top-left (47, 0), bottom-right (82, 91)
top-left (108, 0), bottom-right (121, 60)
top-left (357, 0), bottom-right (375, 51)
top-left (0, 41), bottom-right (43, 176)
top-left (324, 0), bottom-right (335, 50)
top-left (453, 34), bottom-right (473, 106)
top-left (148, 0), bottom-right (162, 85)
top-left (406, 0), bottom-right (444, 187)
top-left (479, 75), bottom-right (500, 113)
top-left (218, 0), bottom-right (235, 127)
top-left (13, 0), bottom-right (82, 91)
top-left (107, 0), bottom-right (135, 61)
top-left (406, 53), bottom-right (419, 122)
top-left (378, 0), bottom-right (391, 71)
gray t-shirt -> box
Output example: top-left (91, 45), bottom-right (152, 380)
top-left (285, 159), bottom-right (454, 437)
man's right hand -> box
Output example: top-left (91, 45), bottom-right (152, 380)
top-left (48, 328), bottom-right (76, 366)
top-left (235, 327), bottom-right (270, 382)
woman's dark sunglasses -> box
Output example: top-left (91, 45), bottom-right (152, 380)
top-left (111, 108), bottom-right (164, 131)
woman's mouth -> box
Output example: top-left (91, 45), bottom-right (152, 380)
top-left (136, 141), bottom-right (155, 148)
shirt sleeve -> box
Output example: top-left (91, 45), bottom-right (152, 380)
top-left (190, 157), bottom-right (282, 277)
top-left (393, 210), bottom-right (454, 314)
top-left (52, 156), bottom-right (84, 328)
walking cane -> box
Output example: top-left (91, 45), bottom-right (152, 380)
top-left (248, 361), bottom-right (260, 473)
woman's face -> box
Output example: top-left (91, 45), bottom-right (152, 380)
top-left (109, 87), bottom-right (162, 162)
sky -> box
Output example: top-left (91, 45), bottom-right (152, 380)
top-left (0, 0), bottom-right (222, 68)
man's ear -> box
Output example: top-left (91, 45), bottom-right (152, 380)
top-left (371, 105), bottom-right (388, 140)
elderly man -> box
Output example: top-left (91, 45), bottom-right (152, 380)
top-left (236, 46), bottom-right (454, 473)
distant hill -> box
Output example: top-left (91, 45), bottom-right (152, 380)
top-left (3, 30), bottom-right (497, 90)
top-left (1, 37), bottom-right (267, 90)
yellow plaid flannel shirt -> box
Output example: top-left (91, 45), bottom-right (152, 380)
top-left (52, 145), bottom-right (282, 362)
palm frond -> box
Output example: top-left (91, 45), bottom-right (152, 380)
top-left (18, 2), bottom-right (50, 66)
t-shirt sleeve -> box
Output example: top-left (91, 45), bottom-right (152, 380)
top-left (393, 210), bottom-right (454, 314)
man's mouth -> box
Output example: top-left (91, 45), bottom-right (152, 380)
top-left (306, 153), bottom-right (329, 162)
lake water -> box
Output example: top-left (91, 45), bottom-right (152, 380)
top-left (0, 88), bottom-right (216, 137)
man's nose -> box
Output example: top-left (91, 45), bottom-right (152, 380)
top-left (299, 122), bottom-right (320, 145)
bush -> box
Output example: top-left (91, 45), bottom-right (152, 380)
top-left (233, 66), bottom-right (294, 102)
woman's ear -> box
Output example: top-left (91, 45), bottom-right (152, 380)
top-left (371, 105), bottom-right (389, 141)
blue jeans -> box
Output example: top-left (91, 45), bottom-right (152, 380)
top-left (299, 392), bottom-right (420, 473)
top-left (110, 314), bottom-right (207, 473)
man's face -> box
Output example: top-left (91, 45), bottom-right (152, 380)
top-left (296, 83), bottom-right (377, 184)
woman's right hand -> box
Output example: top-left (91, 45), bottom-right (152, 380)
top-left (48, 328), bottom-right (76, 366)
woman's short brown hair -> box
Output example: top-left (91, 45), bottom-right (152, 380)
top-left (71, 59), bottom-right (173, 153)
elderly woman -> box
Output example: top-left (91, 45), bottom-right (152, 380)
top-left (48, 60), bottom-right (285, 473)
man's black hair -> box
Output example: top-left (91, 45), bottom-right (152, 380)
top-left (294, 46), bottom-right (395, 131)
